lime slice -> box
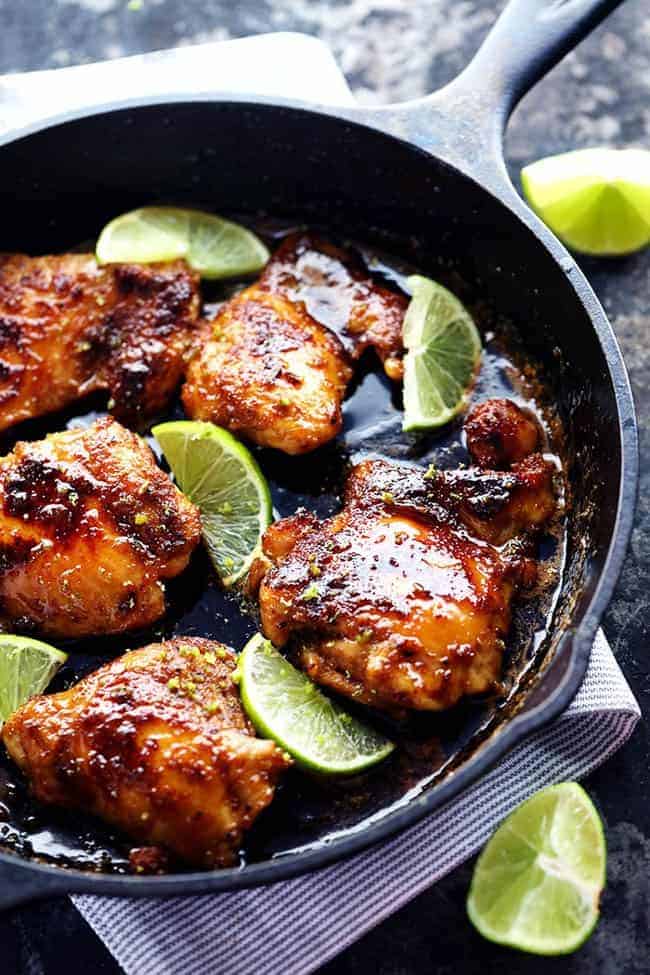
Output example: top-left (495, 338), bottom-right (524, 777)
top-left (96, 206), bottom-right (270, 279)
top-left (236, 634), bottom-right (394, 774)
top-left (521, 148), bottom-right (650, 256)
top-left (402, 274), bottom-right (481, 432)
top-left (153, 421), bottom-right (272, 586)
top-left (467, 782), bottom-right (606, 955)
top-left (0, 635), bottom-right (67, 726)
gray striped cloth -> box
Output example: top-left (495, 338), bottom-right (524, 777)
top-left (4, 34), bottom-right (637, 975)
top-left (73, 630), bottom-right (639, 975)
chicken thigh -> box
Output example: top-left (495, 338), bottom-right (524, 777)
top-left (0, 417), bottom-right (200, 638)
top-left (3, 638), bottom-right (291, 868)
top-left (249, 400), bottom-right (556, 712)
top-left (0, 254), bottom-right (200, 432)
top-left (182, 233), bottom-right (407, 454)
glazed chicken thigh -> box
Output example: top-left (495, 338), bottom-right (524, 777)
top-left (249, 399), bottom-right (556, 712)
top-left (0, 254), bottom-right (200, 432)
top-left (3, 638), bottom-right (291, 867)
top-left (182, 233), bottom-right (407, 454)
top-left (0, 417), bottom-right (200, 638)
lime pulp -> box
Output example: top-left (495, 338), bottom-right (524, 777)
top-left (96, 206), bottom-right (270, 279)
top-left (153, 421), bottom-right (272, 586)
top-left (521, 148), bottom-right (650, 256)
top-left (402, 274), bottom-right (481, 432)
top-left (0, 634), bottom-right (67, 726)
top-left (467, 782), bottom-right (606, 955)
top-left (236, 634), bottom-right (394, 775)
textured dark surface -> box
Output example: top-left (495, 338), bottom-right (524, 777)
top-left (0, 0), bottom-right (648, 972)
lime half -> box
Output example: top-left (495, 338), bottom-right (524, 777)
top-left (0, 635), bottom-right (67, 726)
top-left (402, 274), bottom-right (481, 432)
top-left (467, 783), bottom-right (606, 955)
top-left (236, 635), bottom-right (394, 774)
top-left (521, 148), bottom-right (650, 256)
top-left (153, 421), bottom-right (272, 586)
top-left (96, 206), bottom-right (270, 279)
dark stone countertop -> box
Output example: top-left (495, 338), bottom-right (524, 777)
top-left (0, 1), bottom-right (648, 972)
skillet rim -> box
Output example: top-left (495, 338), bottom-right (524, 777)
top-left (0, 94), bottom-right (638, 899)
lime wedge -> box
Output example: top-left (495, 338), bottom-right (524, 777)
top-left (235, 634), bottom-right (394, 774)
top-left (467, 783), bottom-right (606, 955)
top-left (153, 421), bottom-right (272, 586)
top-left (521, 148), bottom-right (650, 256)
top-left (0, 635), bottom-right (67, 726)
top-left (96, 206), bottom-right (270, 279)
top-left (402, 274), bottom-right (481, 432)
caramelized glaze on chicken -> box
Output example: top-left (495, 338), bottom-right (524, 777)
top-left (183, 288), bottom-right (352, 455)
top-left (0, 254), bottom-right (200, 432)
top-left (0, 417), bottom-right (200, 638)
top-left (182, 233), bottom-right (407, 454)
top-left (258, 233), bottom-right (408, 379)
top-left (2, 638), bottom-right (291, 868)
top-left (249, 400), bottom-right (556, 712)
top-left (465, 398), bottom-right (541, 469)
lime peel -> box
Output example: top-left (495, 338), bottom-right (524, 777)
top-left (237, 634), bottom-right (394, 775)
top-left (153, 420), bottom-right (272, 587)
top-left (0, 634), bottom-right (68, 726)
top-left (96, 206), bottom-right (270, 279)
top-left (402, 274), bottom-right (481, 432)
top-left (467, 782), bottom-right (606, 956)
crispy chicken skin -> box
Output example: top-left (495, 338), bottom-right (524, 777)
top-left (2, 638), bottom-right (291, 868)
top-left (249, 402), bottom-right (556, 712)
top-left (258, 233), bottom-right (408, 380)
top-left (182, 288), bottom-right (353, 455)
top-left (0, 417), bottom-right (200, 638)
top-left (465, 398), bottom-right (541, 469)
top-left (0, 254), bottom-right (200, 432)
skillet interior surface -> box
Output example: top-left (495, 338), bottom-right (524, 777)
top-left (0, 101), bottom-right (633, 889)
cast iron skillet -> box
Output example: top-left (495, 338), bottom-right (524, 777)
top-left (0, 0), bottom-right (638, 908)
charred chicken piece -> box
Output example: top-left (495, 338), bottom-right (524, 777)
top-left (0, 417), bottom-right (200, 638)
top-left (249, 401), bottom-right (556, 712)
top-left (258, 232), bottom-right (408, 380)
top-left (0, 254), bottom-right (200, 432)
top-left (3, 638), bottom-right (291, 868)
top-left (465, 398), bottom-right (541, 469)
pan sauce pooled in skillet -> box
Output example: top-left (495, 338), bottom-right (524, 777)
top-left (0, 417), bottom-right (200, 639)
top-left (182, 233), bottom-right (407, 454)
top-left (0, 254), bottom-right (201, 432)
top-left (249, 399), bottom-right (556, 713)
top-left (2, 638), bottom-right (291, 868)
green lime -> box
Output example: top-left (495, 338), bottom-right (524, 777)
top-left (0, 635), bottom-right (67, 726)
top-left (235, 634), bottom-right (394, 774)
top-left (153, 421), bottom-right (272, 586)
top-left (521, 148), bottom-right (650, 256)
top-left (402, 274), bottom-right (481, 432)
top-left (96, 206), bottom-right (270, 279)
top-left (467, 782), bottom-right (606, 956)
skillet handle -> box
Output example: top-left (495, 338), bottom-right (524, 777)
top-left (388, 0), bottom-right (626, 195)
top-left (0, 856), bottom-right (69, 911)
top-left (437, 0), bottom-right (625, 126)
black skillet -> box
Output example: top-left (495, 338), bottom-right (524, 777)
top-left (0, 0), bottom-right (638, 908)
